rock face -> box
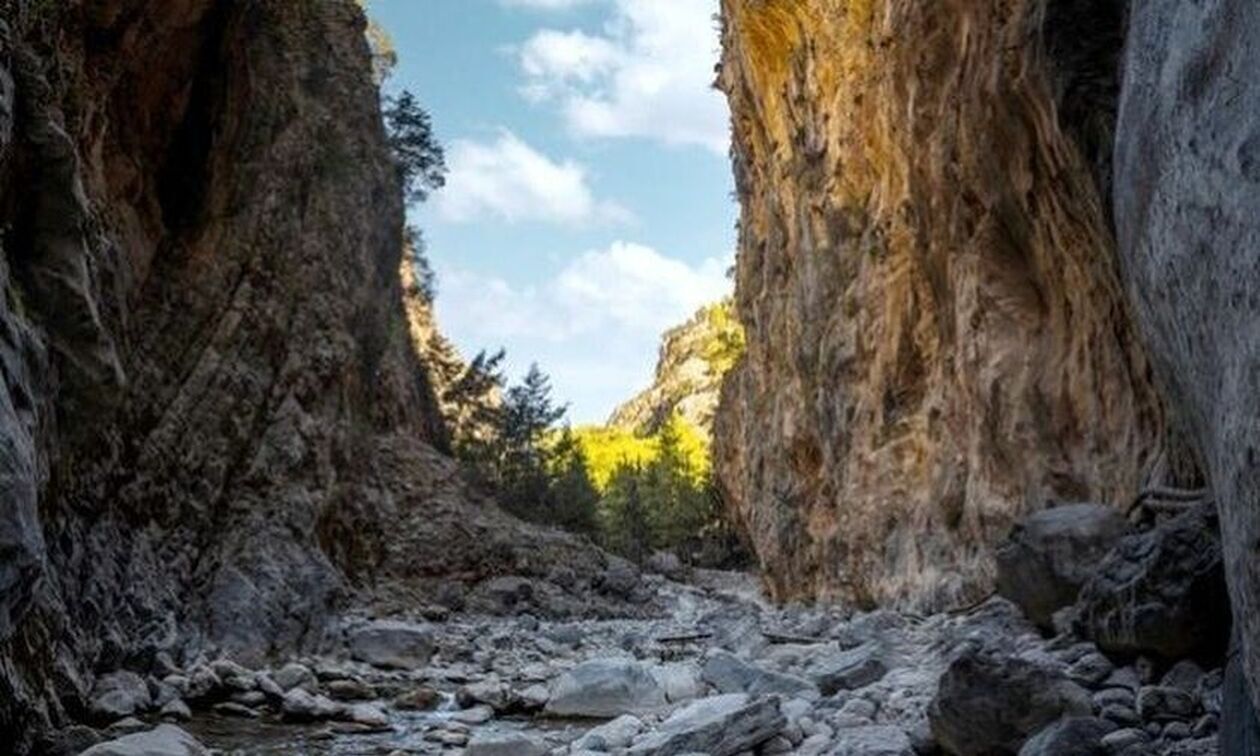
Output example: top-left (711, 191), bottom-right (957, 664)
top-left (1113, 0), bottom-right (1260, 723)
top-left (0, 0), bottom-right (614, 748)
top-left (609, 300), bottom-right (743, 436)
top-left (714, 0), bottom-right (1170, 609)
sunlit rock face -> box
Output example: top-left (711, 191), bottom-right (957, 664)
top-left (714, 0), bottom-right (1171, 611)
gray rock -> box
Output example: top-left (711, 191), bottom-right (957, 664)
top-left (1074, 506), bottom-right (1229, 660)
top-left (811, 642), bottom-right (889, 695)
top-left (546, 658), bottom-right (668, 718)
top-left (90, 672), bottom-right (153, 721)
top-left (702, 649), bottom-right (818, 700)
top-left (272, 662), bottom-right (315, 691)
top-left (929, 646), bottom-right (1092, 756)
top-left (79, 725), bottom-right (208, 756)
top-left (347, 620), bottom-right (435, 670)
top-left (1019, 717), bottom-right (1116, 756)
top-left (457, 679), bottom-right (513, 711)
top-left (651, 662), bottom-right (704, 703)
top-left (1136, 686), bottom-right (1198, 722)
top-left (829, 725), bottom-right (915, 755)
top-left (465, 731), bottom-right (548, 756)
top-left (1162, 661), bottom-right (1206, 694)
top-left (159, 698), bottom-right (191, 722)
top-left (573, 714), bottom-right (644, 751)
top-left (646, 551), bottom-right (687, 579)
top-left (996, 504), bottom-right (1130, 629)
top-left (627, 693), bottom-right (786, 756)
top-left (451, 705), bottom-right (494, 724)
top-left (1069, 653), bottom-right (1115, 688)
top-left (280, 688), bottom-right (341, 722)
top-left (212, 701), bottom-right (258, 719)
top-left (1099, 728), bottom-right (1147, 752)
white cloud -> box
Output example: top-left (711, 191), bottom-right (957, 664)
top-left (434, 131), bottom-right (631, 226)
top-left (518, 0), bottom-right (730, 154)
top-left (434, 241), bottom-right (732, 422)
top-left (437, 242), bottom-right (730, 343)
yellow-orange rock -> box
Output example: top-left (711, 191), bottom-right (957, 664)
top-left (714, 0), bottom-right (1170, 610)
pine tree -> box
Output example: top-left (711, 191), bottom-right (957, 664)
top-left (545, 427), bottom-right (600, 535)
top-left (383, 90), bottom-right (447, 205)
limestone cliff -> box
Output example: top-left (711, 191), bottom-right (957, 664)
top-left (1114, 0), bottom-right (1260, 729)
top-left (714, 0), bottom-right (1172, 610)
top-left (0, 0), bottom-right (613, 748)
top-left (609, 300), bottom-right (743, 437)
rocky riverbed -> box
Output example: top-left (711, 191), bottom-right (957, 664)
top-left (66, 523), bottom-right (1225, 756)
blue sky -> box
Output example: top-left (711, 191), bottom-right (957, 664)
top-left (369, 0), bottom-right (736, 424)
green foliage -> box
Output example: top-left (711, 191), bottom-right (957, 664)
top-left (383, 91), bottom-right (447, 205)
top-left (701, 299), bottom-right (746, 377)
top-left (569, 413), bottom-right (709, 491)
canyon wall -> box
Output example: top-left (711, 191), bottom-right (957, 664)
top-left (1114, 0), bottom-right (1260, 723)
top-left (714, 0), bottom-right (1175, 610)
top-left (0, 1), bottom-right (609, 748)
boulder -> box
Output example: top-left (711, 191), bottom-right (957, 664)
top-left (347, 619), bottom-right (436, 670)
top-left (79, 725), bottom-right (207, 756)
top-left (545, 658), bottom-right (668, 718)
top-left (1074, 505), bottom-right (1229, 660)
top-left (465, 731), bottom-right (548, 756)
top-left (996, 504), bottom-right (1130, 629)
top-left (272, 662), bottom-right (316, 691)
top-left (1019, 717), bottom-right (1116, 756)
top-left (1136, 686), bottom-right (1199, 722)
top-left (810, 642), bottom-right (889, 695)
top-left (627, 693), bottom-right (786, 756)
top-left (829, 725), bottom-right (915, 756)
top-left (89, 672), bottom-right (152, 721)
top-left (573, 714), bottom-right (645, 751)
top-left (702, 649), bottom-right (818, 699)
top-left (280, 688), bottom-right (341, 722)
top-left (929, 645), bottom-right (1092, 755)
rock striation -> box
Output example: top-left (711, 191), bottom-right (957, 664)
top-left (714, 0), bottom-right (1172, 610)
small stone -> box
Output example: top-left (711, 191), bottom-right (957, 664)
top-left (347, 620), bottom-right (436, 670)
top-left (465, 731), bottom-right (548, 756)
top-left (1069, 653), bottom-right (1116, 688)
top-left (1099, 728), bottom-right (1147, 751)
top-left (1136, 685), bottom-right (1198, 722)
top-left (572, 714), bottom-right (644, 751)
top-left (160, 698), bottom-right (192, 722)
top-left (1100, 704), bottom-right (1141, 727)
top-left (394, 686), bottom-right (441, 711)
top-left (326, 678), bottom-right (375, 701)
top-left (90, 671), bottom-right (153, 721)
top-left (212, 702), bottom-right (259, 719)
top-left (1163, 721), bottom-right (1191, 739)
top-left (451, 704), bottom-right (494, 724)
top-left (1161, 661), bottom-right (1205, 693)
top-left (272, 663), bottom-right (316, 691)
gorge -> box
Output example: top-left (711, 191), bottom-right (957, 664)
top-left (0, 0), bottom-right (1256, 755)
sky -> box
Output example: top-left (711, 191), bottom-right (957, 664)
top-left (369, 0), bottom-right (736, 425)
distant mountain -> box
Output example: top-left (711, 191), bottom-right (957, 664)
top-left (608, 300), bottom-right (744, 437)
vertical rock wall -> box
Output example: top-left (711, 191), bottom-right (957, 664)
top-left (0, 1), bottom-right (612, 748)
top-left (1114, 0), bottom-right (1260, 722)
top-left (715, 0), bottom-right (1170, 610)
